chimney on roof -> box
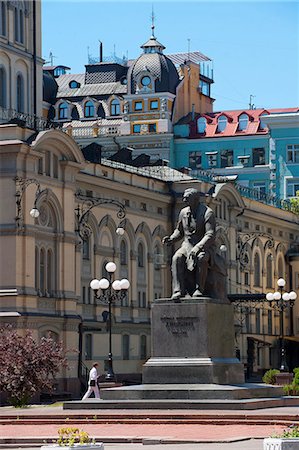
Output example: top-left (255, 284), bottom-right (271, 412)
top-left (99, 41), bottom-right (103, 63)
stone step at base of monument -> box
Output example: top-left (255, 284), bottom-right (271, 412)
top-left (98, 383), bottom-right (283, 401)
top-left (64, 396), bottom-right (299, 410)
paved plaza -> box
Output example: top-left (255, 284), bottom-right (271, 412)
top-left (0, 403), bottom-right (299, 449)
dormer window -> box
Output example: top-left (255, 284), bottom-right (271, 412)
top-left (197, 117), bottom-right (206, 134)
top-left (217, 115), bottom-right (227, 132)
top-left (238, 113), bottom-right (248, 131)
top-left (84, 100), bottom-right (94, 118)
top-left (69, 80), bottom-right (80, 89)
top-left (58, 102), bottom-right (68, 119)
top-left (110, 99), bottom-right (120, 115)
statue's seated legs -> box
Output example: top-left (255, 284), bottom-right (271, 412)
top-left (171, 249), bottom-right (189, 298)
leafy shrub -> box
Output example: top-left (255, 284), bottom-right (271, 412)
top-left (274, 425), bottom-right (299, 438)
top-left (57, 428), bottom-right (95, 446)
top-left (0, 325), bottom-right (69, 407)
top-left (292, 368), bottom-right (299, 385)
top-left (262, 369), bottom-right (280, 385)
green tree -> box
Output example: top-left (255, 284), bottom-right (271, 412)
top-left (282, 191), bottom-right (299, 215)
top-left (0, 325), bottom-right (69, 407)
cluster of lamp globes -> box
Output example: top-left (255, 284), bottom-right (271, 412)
top-left (266, 278), bottom-right (297, 303)
top-left (90, 262), bottom-right (130, 294)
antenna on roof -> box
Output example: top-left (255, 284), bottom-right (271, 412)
top-left (45, 51), bottom-right (56, 66)
top-left (187, 38), bottom-right (191, 60)
top-left (249, 94), bottom-right (256, 110)
top-left (151, 4), bottom-right (155, 38)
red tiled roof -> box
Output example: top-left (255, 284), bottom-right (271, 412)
top-left (188, 107), bottom-right (299, 138)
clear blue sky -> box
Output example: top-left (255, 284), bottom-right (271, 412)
top-left (42, 1), bottom-right (299, 112)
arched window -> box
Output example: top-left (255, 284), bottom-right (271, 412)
top-left (58, 102), bottom-right (68, 119)
top-left (0, 67), bottom-right (6, 107)
top-left (137, 242), bottom-right (144, 267)
top-left (40, 248), bottom-right (45, 295)
top-left (84, 100), bottom-right (94, 118)
top-left (0, 2), bottom-right (7, 36)
top-left (82, 237), bottom-right (90, 260)
top-left (238, 113), bottom-right (248, 131)
top-left (197, 117), bottom-right (206, 134)
top-left (19, 9), bottom-right (24, 43)
top-left (254, 253), bottom-right (261, 287)
top-left (14, 7), bottom-right (18, 41)
top-left (47, 249), bottom-right (52, 294)
top-left (278, 257), bottom-right (284, 278)
top-left (122, 334), bottom-right (130, 360)
top-left (16, 74), bottom-right (24, 113)
top-left (35, 247), bottom-right (39, 291)
top-left (266, 254), bottom-right (273, 288)
top-left (217, 115), bottom-right (227, 132)
top-left (110, 99), bottom-right (120, 116)
top-left (140, 335), bottom-right (147, 360)
top-left (120, 240), bottom-right (127, 266)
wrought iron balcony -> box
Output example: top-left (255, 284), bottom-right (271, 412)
top-left (0, 106), bottom-right (61, 132)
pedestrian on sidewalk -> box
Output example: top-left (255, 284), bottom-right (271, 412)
top-left (82, 362), bottom-right (100, 400)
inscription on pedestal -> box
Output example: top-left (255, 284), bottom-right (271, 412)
top-left (161, 316), bottom-right (199, 337)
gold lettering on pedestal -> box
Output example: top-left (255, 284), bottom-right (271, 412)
top-left (161, 316), bottom-right (199, 337)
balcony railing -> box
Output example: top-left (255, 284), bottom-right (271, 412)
top-left (64, 124), bottom-right (120, 138)
top-left (0, 106), bottom-right (61, 132)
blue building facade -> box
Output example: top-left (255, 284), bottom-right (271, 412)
top-left (173, 108), bottom-right (299, 204)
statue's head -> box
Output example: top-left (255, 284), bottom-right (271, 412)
top-left (182, 188), bottom-right (200, 204)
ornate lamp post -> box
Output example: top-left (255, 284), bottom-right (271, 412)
top-left (266, 278), bottom-right (297, 372)
top-left (90, 262), bottom-right (130, 382)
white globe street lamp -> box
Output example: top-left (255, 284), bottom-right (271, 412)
top-left (266, 278), bottom-right (297, 372)
top-left (89, 262), bottom-right (130, 381)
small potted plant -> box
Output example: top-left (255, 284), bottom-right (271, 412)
top-left (264, 425), bottom-right (299, 449)
top-left (41, 427), bottom-right (104, 450)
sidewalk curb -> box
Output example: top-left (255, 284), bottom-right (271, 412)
top-left (0, 436), bottom-right (257, 445)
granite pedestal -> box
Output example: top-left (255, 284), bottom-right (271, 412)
top-left (143, 297), bottom-right (245, 384)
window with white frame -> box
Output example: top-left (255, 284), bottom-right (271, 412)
top-left (287, 144), bottom-right (299, 164)
top-left (189, 151), bottom-right (202, 170)
top-left (197, 117), bottom-right (206, 134)
top-left (286, 179), bottom-right (299, 198)
top-left (217, 115), bottom-right (227, 132)
top-left (253, 182), bottom-right (266, 197)
top-left (238, 113), bottom-right (248, 131)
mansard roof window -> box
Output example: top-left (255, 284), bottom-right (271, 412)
top-left (217, 115), bottom-right (227, 133)
top-left (197, 117), bottom-right (206, 134)
top-left (69, 80), bottom-right (80, 89)
top-left (238, 113), bottom-right (249, 131)
top-left (111, 99), bottom-right (120, 116)
top-left (58, 102), bottom-right (68, 120)
top-left (84, 100), bottom-right (94, 118)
